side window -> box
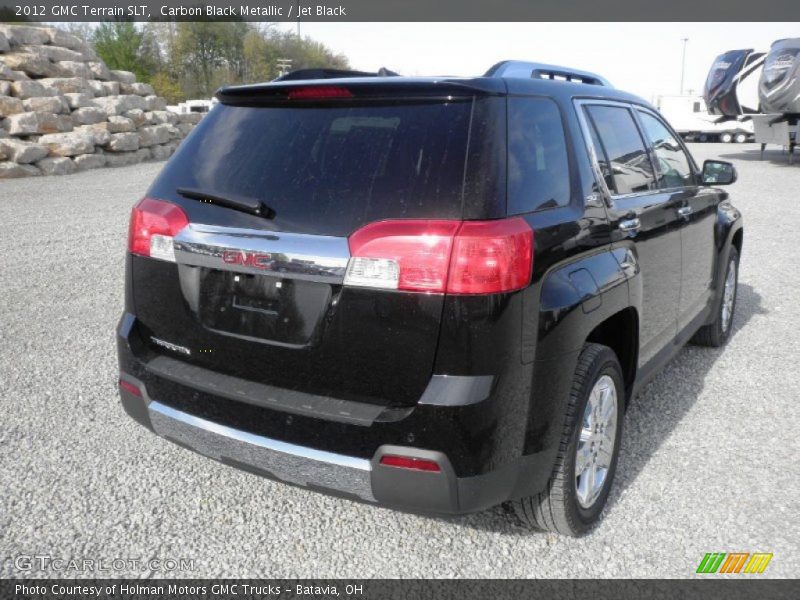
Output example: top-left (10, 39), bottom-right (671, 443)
top-left (507, 97), bottom-right (571, 213)
top-left (585, 105), bottom-right (656, 195)
top-left (586, 117), bottom-right (615, 193)
top-left (638, 111), bottom-right (696, 189)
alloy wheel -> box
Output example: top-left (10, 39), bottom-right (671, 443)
top-left (575, 374), bottom-right (618, 508)
top-left (721, 258), bottom-right (737, 333)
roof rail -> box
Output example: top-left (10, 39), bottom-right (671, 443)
top-left (484, 60), bottom-right (612, 87)
top-left (274, 67), bottom-right (400, 82)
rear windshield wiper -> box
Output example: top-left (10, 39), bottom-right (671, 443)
top-left (177, 187), bottom-right (276, 219)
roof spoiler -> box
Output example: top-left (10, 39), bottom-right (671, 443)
top-left (274, 67), bottom-right (400, 81)
top-left (485, 60), bottom-right (612, 87)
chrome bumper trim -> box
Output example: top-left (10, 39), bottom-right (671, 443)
top-left (148, 401), bottom-right (375, 501)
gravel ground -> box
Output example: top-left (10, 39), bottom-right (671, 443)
top-left (1, 144), bottom-right (798, 579)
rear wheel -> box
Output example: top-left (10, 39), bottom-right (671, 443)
top-left (512, 344), bottom-right (625, 536)
top-left (734, 132), bottom-right (748, 144)
top-left (692, 246), bottom-right (739, 347)
top-left (720, 132), bottom-right (733, 143)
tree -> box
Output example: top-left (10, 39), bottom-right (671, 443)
top-left (82, 21), bottom-right (352, 99)
top-left (242, 29), bottom-right (272, 82)
top-left (266, 30), bottom-right (349, 77)
top-left (174, 22), bottom-right (248, 97)
top-left (151, 72), bottom-right (185, 104)
top-left (59, 22), bottom-right (94, 45)
top-left (92, 22), bottom-right (160, 83)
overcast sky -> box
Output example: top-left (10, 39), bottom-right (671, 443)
top-left (276, 22), bottom-right (799, 102)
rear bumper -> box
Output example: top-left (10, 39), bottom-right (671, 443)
top-left (117, 312), bottom-right (559, 515)
top-left (119, 380), bottom-right (528, 514)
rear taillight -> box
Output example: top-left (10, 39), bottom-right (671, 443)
top-left (345, 220), bottom-right (460, 292)
top-left (345, 218), bottom-right (533, 295)
top-left (447, 219), bottom-right (533, 295)
top-left (128, 198), bottom-right (189, 262)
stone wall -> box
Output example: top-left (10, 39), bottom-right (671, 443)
top-left (0, 25), bottom-right (203, 179)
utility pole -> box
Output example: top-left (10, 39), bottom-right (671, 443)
top-left (680, 38), bottom-right (689, 95)
top-left (277, 58), bottom-right (293, 77)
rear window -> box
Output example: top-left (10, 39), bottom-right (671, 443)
top-left (152, 100), bottom-right (475, 236)
top-left (507, 97), bottom-right (571, 213)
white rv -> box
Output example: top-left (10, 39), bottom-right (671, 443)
top-left (656, 95), bottom-right (753, 143)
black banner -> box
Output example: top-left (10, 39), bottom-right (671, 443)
top-left (1, 0), bottom-right (800, 22)
top-left (2, 579), bottom-right (799, 600)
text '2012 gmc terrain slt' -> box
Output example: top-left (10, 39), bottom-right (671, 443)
top-left (117, 61), bottom-right (743, 536)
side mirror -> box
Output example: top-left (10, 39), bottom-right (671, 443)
top-left (701, 160), bottom-right (737, 186)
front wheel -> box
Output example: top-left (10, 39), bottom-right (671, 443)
top-left (512, 344), bottom-right (625, 536)
top-left (692, 246), bottom-right (739, 347)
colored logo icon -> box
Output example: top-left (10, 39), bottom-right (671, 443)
top-left (696, 552), bottom-right (773, 574)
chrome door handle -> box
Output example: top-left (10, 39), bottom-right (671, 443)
top-left (618, 218), bottom-right (641, 233)
top-left (677, 206), bottom-right (693, 218)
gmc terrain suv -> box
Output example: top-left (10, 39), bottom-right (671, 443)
top-left (118, 61), bottom-right (743, 535)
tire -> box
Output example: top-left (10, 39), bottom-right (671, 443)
top-left (720, 133), bottom-right (733, 143)
top-left (698, 134), bottom-right (709, 143)
top-left (734, 133), bottom-right (748, 144)
top-left (512, 344), bottom-right (625, 536)
top-left (692, 246), bottom-right (739, 347)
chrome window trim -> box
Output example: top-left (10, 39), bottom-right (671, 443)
top-left (172, 224), bottom-right (350, 284)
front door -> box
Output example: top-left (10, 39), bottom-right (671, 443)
top-left (634, 108), bottom-right (720, 332)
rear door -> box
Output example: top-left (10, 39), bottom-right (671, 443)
top-left (634, 108), bottom-right (719, 332)
top-left (131, 90), bottom-right (504, 407)
top-left (577, 101), bottom-right (682, 368)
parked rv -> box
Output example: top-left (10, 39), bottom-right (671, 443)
top-left (703, 42), bottom-right (799, 161)
top-left (759, 38), bottom-right (800, 114)
top-left (656, 95), bottom-right (752, 142)
top-left (704, 49), bottom-right (764, 117)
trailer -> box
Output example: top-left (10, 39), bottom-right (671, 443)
top-left (656, 95), bottom-right (753, 142)
top-left (702, 43), bottom-right (799, 162)
top-left (751, 114), bottom-right (798, 162)
top-left (759, 38), bottom-right (800, 114)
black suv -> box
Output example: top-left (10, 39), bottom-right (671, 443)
top-left (118, 61), bottom-right (742, 536)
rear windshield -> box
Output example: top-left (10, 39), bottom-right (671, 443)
top-left (151, 100), bottom-right (475, 236)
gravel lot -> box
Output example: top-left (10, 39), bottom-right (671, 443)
top-left (1, 143), bottom-right (798, 579)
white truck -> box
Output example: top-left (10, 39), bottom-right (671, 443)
top-left (656, 95), bottom-right (753, 143)
top-left (166, 98), bottom-right (217, 116)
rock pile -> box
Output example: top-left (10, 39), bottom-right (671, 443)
top-left (0, 24), bottom-right (203, 178)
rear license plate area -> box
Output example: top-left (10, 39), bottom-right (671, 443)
top-left (198, 269), bottom-right (330, 345)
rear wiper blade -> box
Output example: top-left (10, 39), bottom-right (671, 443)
top-left (177, 187), bottom-right (276, 219)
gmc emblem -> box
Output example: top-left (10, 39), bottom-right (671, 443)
top-left (222, 250), bottom-right (271, 269)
